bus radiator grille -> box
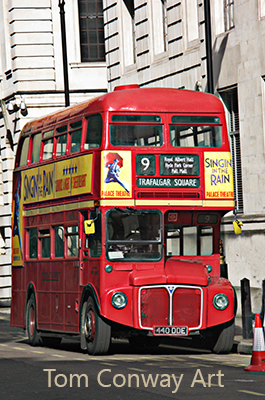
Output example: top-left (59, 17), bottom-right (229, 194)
top-left (140, 286), bottom-right (201, 330)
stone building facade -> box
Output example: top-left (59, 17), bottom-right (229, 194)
top-left (0, 0), bottom-right (107, 306)
top-left (102, 0), bottom-right (265, 310)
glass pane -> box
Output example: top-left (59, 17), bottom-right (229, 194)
top-left (55, 226), bottom-right (64, 258)
top-left (85, 114), bottom-right (102, 149)
top-left (110, 125), bottom-right (162, 146)
top-left (106, 210), bottom-right (161, 261)
top-left (66, 226), bottom-right (79, 257)
top-left (29, 228), bottom-right (37, 259)
top-left (32, 133), bottom-right (42, 163)
top-left (200, 226), bottom-right (213, 256)
top-left (183, 226), bottom-right (197, 256)
top-left (43, 138), bottom-right (54, 160)
top-left (19, 137), bottom-right (30, 166)
top-left (170, 125), bottom-right (222, 147)
top-left (70, 129), bottom-right (82, 153)
top-left (56, 134), bottom-right (67, 157)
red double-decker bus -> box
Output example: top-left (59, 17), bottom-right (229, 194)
top-left (11, 85), bottom-right (236, 355)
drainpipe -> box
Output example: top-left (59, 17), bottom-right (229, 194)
top-left (204, 0), bottom-right (214, 94)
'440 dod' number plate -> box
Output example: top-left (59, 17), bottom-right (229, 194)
top-left (154, 326), bottom-right (188, 336)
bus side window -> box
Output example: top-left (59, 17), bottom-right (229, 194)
top-left (84, 210), bottom-right (102, 257)
top-left (70, 121), bottom-right (82, 153)
top-left (42, 130), bottom-right (54, 160)
top-left (19, 136), bottom-right (30, 166)
top-left (85, 114), bottom-right (102, 149)
top-left (31, 133), bottom-right (42, 163)
top-left (56, 125), bottom-right (68, 157)
top-left (66, 226), bottom-right (79, 257)
top-left (54, 226), bottom-right (64, 258)
top-left (89, 211), bottom-right (102, 257)
top-left (28, 228), bottom-right (38, 259)
top-left (39, 229), bottom-right (51, 258)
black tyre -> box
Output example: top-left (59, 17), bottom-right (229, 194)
top-left (209, 320), bottom-right (235, 354)
top-left (82, 297), bottom-right (111, 355)
top-left (26, 293), bottom-right (40, 346)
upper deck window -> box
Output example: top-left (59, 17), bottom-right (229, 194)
top-left (170, 116), bottom-right (222, 148)
top-left (56, 125), bottom-right (68, 157)
top-left (70, 121), bottom-right (82, 154)
top-left (31, 133), bottom-right (42, 164)
top-left (85, 114), bottom-right (102, 149)
top-left (110, 115), bottom-right (163, 147)
top-left (19, 136), bottom-right (30, 166)
top-left (42, 130), bottom-right (54, 160)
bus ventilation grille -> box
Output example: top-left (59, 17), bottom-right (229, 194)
top-left (137, 192), bottom-right (201, 199)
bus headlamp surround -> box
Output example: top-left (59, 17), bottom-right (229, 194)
top-left (111, 292), bottom-right (127, 309)
top-left (213, 293), bottom-right (229, 310)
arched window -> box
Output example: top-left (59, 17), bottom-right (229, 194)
top-left (78, 0), bottom-right (105, 62)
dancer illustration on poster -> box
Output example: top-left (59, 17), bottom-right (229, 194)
top-left (105, 157), bottom-right (130, 193)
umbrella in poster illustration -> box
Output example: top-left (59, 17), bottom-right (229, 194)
top-left (104, 152), bottom-right (129, 193)
top-left (104, 152), bottom-right (123, 168)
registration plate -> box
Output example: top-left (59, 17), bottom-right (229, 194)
top-left (153, 326), bottom-right (188, 336)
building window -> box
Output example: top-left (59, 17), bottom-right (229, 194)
top-left (151, 0), bottom-right (167, 55)
top-left (224, 0), bottom-right (234, 31)
top-left (78, 0), bottom-right (105, 62)
top-left (219, 87), bottom-right (243, 213)
top-left (186, 0), bottom-right (199, 42)
top-left (214, 0), bottom-right (234, 34)
top-left (260, 0), bottom-right (265, 18)
top-left (121, 0), bottom-right (136, 66)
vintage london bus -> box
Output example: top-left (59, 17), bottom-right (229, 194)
top-left (11, 85), bottom-right (236, 355)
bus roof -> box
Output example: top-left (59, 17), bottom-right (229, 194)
top-left (21, 87), bottom-right (224, 135)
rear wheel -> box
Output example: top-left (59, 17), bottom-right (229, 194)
top-left (26, 293), bottom-right (40, 346)
top-left (82, 297), bottom-right (111, 355)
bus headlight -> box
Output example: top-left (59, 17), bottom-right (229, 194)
top-left (111, 292), bottom-right (127, 309)
top-left (213, 293), bottom-right (229, 310)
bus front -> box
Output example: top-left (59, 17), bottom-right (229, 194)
top-left (92, 88), bottom-right (236, 353)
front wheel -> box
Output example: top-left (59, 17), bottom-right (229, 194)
top-left (82, 297), bottom-right (111, 355)
top-left (26, 293), bottom-right (40, 346)
top-left (209, 320), bottom-right (235, 354)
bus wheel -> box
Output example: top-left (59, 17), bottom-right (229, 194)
top-left (83, 297), bottom-right (111, 355)
top-left (26, 293), bottom-right (40, 346)
top-left (209, 320), bottom-right (235, 354)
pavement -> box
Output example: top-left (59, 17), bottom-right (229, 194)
top-left (0, 307), bottom-right (253, 355)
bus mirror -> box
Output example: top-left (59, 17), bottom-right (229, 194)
top-left (84, 220), bottom-right (95, 235)
top-left (233, 220), bottom-right (243, 235)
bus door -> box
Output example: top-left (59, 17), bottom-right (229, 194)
top-left (62, 213), bottom-right (80, 329)
top-left (82, 209), bottom-right (102, 295)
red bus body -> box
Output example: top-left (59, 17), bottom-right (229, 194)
top-left (11, 86), bottom-right (236, 354)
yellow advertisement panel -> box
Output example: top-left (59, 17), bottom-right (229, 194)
top-left (12, 173), bottom-right (23, 266)
top-left (204, 152), bottom-right (234, 199)
top-left (21, 154), bottom-right (93, 204)
top-left (71, 154), bottom-right (92, 196)
top-left (22, 164), bottom-right (54, 204)
top-left (101, 151), bottom-right (132, 199)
